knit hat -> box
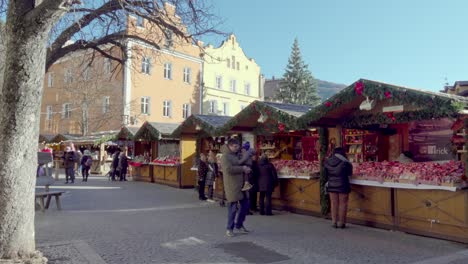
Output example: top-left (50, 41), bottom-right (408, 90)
top-left (242, 141), bottom-right (250, 151)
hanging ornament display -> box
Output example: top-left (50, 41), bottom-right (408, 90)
top-left (278, 123), bottom-right (285, 132)
top-left (384, 91), bottom-right (392, 99)
top-left (325, 101), bottom-right (332, 107)
top-left (354, 81), bottom-right (364, 95)
top-left (386, 112), bottom-right (396, 122)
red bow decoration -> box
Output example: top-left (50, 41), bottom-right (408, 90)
top-left (386, 112), bottom-right (396, 122)
top-left (325, 101), bottom-right (332, 107)
top-left (278, 123), bottom-right (285, 132)
top-left (384, 91), bottom-right (392, 99)
top-left (354, 81), bottom-right (364, 95)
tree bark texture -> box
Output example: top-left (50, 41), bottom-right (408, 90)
top-left (0, 0), bottom-right (68, 262)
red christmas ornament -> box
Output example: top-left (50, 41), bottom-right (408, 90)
top-left (325, 101), bottom-right (332, 107)
top-left (384, 91), bottom-right (392, 99)
top-left (354, 81), bottom-right (364, 95)
top-left (386, 112), bottom-right (396, 122)
top-left (278, 123), bottom-right (285, 132)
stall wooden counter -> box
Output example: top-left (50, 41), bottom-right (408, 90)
top-left (151, 163), bottom-right (182, 188)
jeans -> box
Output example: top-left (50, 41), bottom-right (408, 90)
top-left (81, 167), bottom-right (90, 181)
top-left (259, 191), bottom-right (272, 214)
top-left (227, 195), bottom-right (249, 231)
top-left (65, 168), bottom-right (75, 183)
top-left (198, 180), bottom-right (206, 199)
top-left (207, 184), bottom-right (214, 199)
top-left (329, 192), bottom-right (349, 225)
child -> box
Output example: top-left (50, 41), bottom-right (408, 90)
top-left (240, 142), bottom-right (254, 191)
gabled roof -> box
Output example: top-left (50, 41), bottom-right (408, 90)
top-left (63, 130), bottom-right (119, 145)
top-left (171, 115), bottom-right (232, 137)
top-left (116, 126), bottom-right (141, 140)
top-left (218, 100), bottom-right (310, 135)
top-left (298, 79), bottom-right (468, 128)
top-left (134, 122), bottom-right (180, 141)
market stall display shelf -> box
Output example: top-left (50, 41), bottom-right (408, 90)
top-left (350, 179), bottom-right (465, 192)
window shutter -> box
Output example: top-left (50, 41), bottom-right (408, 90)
top-left (148, 59), bottom-right (152, 75)
top-left (169, 100), bottom-right (172, 117)
top-left (147, 97), bottom-right (151, 115)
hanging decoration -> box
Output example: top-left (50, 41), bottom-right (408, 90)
top-left (384, 91), bottom-right (392, 99)
top-left (386, 112), bottom-right (396, 122)
top-left (354, 81), bottom-right (364, 95)
top-left (278, 123), bottom-right (285, 132)
top-left (324, 101), bottom-right (332, 107)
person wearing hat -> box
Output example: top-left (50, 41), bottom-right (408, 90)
top-left (63, 144), bottom-right (78, 184)
top-left (80, 150), bottom-right (93, 182)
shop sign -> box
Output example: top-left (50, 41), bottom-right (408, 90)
top-left (382, 105), bottom-right (404, 113)
top-left (409, 118), bottom-right (454, 162)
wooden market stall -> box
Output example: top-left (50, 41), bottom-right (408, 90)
top-left (218, 101), bottom-right (322, 214)
top-left (114, 126), bottom-right (140, 176)
top-left (131, 122), bottom-right (180, 186)
top-left (172, 115), bottom-right (233, 189)
top-left (297, 79), bottom-right (468, 243)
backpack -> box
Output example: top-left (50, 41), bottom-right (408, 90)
top-left (85, 157), bottom-right (93, 167)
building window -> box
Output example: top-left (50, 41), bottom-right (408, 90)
top-left (104, 58), bottom-right (111, 74)
top-left (103, 96), bottom-right (110, 113)
top-left (163, 100), bottom-right (172, 117)
top-left (215, 76), bottom-right (223, 89)
top-left (83, 67), bottom-right (92, 81)
top-left (230, 80), bottom-right (237, 93)
top-left (231, 56), bottom-right (235, 69)
top-left (64, 69), bottom-right (73, 84)
top-left (46, 106), bottom-right (53, 120)
top-left (62, 103), bottom-right (71, 119)
top-left (223, 102), bottom-right (230, 116)
top-left (164, 29), bottom-right (173, 48)
top-left (137, 16), bottom-right (144, 27)
top-left (183, 67), bottom-right (191, 84)
top-left (236, 62), bottom-right (240, 70)
top-left (141, 97), bottom-right (150, 115)
top-left (226, 58), bottom-right (230, 68)
top-left (209, 100), bottom-right (217, 114)
top-left (47, 73), bottom-right (54, 87)
top-left (182, 103), bottom-right (191, 119)
top-left (142, 57), bottom-right (151, 74)
top-left (164, 63), bottom-right (172, 79)
top-left (244, 82), bottom-right (251, 95)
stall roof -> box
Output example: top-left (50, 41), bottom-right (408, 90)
top-left (49, 133), bottom-right (81, 143)
top-left (218, 100), bottom-right (311, 134)
top-left (297, 79), bottom-right (468, 128)
top-left (171, 115), bottom-right (232, 137)
top-left (116, 126), bottom-right (141, 140)
top-left (134, 122), bottom-right (180, 141)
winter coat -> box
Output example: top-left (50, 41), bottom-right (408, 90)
top-left (111, 152), bottom-right (120, 170)
top-left (257, 158), bottom-right (278, 193)
top-left (249, 160), bottom-right (259, 192)
top-left (118, 154), bottom-right (129, 174)
top-left (198, 160), bottom-right (208, 182)
top-left (206, 161), bottom-right (218, 186)
top-left (220, 145), bottom-right (246, 203)
top-left (324, 154), bottom-right (353, 194)
top-left (81, 155), bottom-right (93, 169)
top-left (63, 151), bottom-right (77, 169)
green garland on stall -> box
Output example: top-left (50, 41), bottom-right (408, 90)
top-left (172, 115), bottom-right (220, 137)
top-left (93, 134), bottom-right (117, 146)
top-left (217, 101), bottom-right (300, 136)
top-left (465, 119), bottom-right (468, 180)
top-left (297, 79), bottom-right (466, 128)
top-left (133, 122), bottom-right (161, 141)
top-left (319, 127), bottom-right (330, 215)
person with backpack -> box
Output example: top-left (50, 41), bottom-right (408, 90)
top-left (118, 152), bottom-right (129, 181)
top-left (81, 150), bottom-right (93, 182)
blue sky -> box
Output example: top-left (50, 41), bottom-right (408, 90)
top-left (207, 0), bottom-right (468, 91)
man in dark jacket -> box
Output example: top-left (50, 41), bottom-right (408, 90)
top-left (63, 146), bottom-right (78, 184)
top-left (111, 149), bottom-right (121, 181)
top-left (221, 138), bottom-right (252, 237)
top-left (118, 152), bottom-right (129, 181)
top-left (257, 154), bottom-right (278, 215)
top-left (324, 147), bottom-right (353, 228)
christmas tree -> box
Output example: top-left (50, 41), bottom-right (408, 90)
top-left (275, 38), bottom-right (321, 106)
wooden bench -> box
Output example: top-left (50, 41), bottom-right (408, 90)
top-left (35, 191), bottom-right (65, 212)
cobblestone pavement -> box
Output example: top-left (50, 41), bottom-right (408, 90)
top-left (35, 175), bottom-right (468, 264)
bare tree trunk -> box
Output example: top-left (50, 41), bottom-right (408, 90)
top-left (82, 100), bottom-right (89, 136)
top-left (0, 1), bottom-right (69, 262)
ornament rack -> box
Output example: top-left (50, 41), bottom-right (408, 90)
top-left (343, 129), bottom-right (379, 163)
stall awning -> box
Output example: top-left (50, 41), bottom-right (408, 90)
top-left (297, 79), bottom-right (468, 128)
top-left (116, 126), bottom-right (141, 140)
top-left (134, 122), bottom-right (180, 141)
top-left (171, 115), bottom-right (232, 137)
top-left (62, 130), bottom-right (119, 145)
top-left (49, 134), bottom-right (81, 143)
top-left (218, 100), bottom-right (311, 135)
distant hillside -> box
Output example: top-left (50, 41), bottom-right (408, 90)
top-left (264, 78), bottom-right (347, 102)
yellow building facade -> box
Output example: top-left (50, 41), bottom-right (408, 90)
top-left (202, 35), bottom-right (262, 116)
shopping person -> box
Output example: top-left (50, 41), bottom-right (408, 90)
top-left (324, 147), bottom-right (353, 228)
top-left (221, 138), bottom-right (252, 237)
top-left (257, 154), bottom-right (278, 215)
top-left (80, 150), bottom-right (93, 182)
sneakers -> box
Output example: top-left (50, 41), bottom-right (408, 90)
top-left (241, 182), bottom-right (253, 191)
top-left (207, 199), bottom-right (215, 203)
top-left (226, 230), bottom-right (235, 237)
top-left (235, 226), bottom-right (250, 234)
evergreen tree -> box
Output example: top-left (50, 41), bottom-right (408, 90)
top-left (275, 38), bottom-right (321, 106)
